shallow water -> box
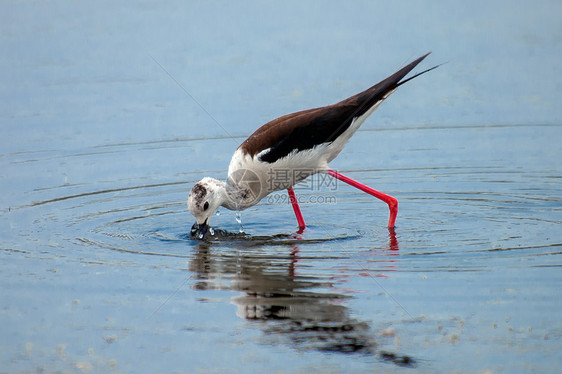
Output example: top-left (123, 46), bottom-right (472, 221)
top-left (2, 123), bottom-right (561, 372)
top-left (2, 1), bottom-right (562, 373)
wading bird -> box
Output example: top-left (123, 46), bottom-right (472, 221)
top-left (188, 53), bottom-right (438, 238)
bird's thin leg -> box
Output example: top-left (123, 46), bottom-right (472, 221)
top-left (287, 187), bottom-right (306, 232)
top-left (328, 169), bottom-right (397, 228)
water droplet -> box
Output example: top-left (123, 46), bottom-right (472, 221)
top-left (198, 232), bottom-right (204, 240)
top-left (235, 211), bottom-right (244, 233)
top-left (209, 227), bottom-right (215, 236)
top-left (215, 209), bottom-right (221, 216)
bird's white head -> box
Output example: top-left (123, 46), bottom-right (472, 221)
top-left (187, 177), bottom-right (227, 238)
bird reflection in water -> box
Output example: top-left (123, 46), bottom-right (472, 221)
top-left (188, 229), bottom-right (414, 366)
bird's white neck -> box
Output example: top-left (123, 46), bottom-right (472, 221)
top-left (211, 181), bottom-right (253, 211)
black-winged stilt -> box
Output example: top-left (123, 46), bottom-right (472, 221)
top-left (189, 53), bottom-right (438, 238)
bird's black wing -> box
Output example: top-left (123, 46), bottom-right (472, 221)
top-left (240, 53), bottom-right (434, 164)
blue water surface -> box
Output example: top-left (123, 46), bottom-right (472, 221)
top-left (1, 1), bottom-right (561, 372)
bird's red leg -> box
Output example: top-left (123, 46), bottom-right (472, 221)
top-left (328, 169), bottom-right (397, 228)
top-left (287, 187), bottom-right (306, 232)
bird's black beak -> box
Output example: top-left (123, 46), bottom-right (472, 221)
top-left (191, 219), bottom-right (209, 240)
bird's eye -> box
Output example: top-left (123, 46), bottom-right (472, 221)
top-left (203, 201), bottom-right (209, 211)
